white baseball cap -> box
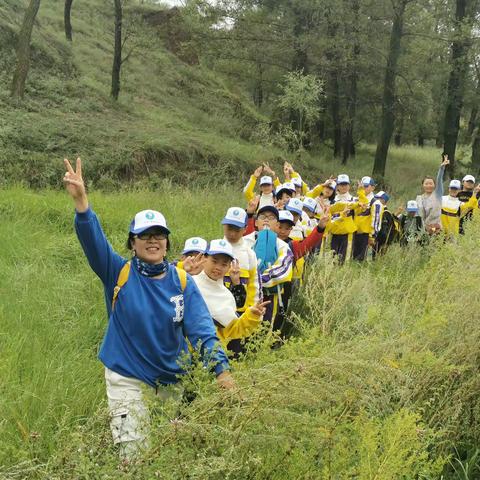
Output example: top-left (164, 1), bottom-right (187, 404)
top-left (303, 197), bottom-right (318, 213)
top-left (361, 176), bottom-right (376, 187)
top-left (292, 177), bottom-right (303, 187)
top-left (324, 180), bottom-right (337, 190)
top-left (337, 174), bottom-right (350, 184)
top-left (449, 179), bottom-right (461, 190)
top-left (221, 207), bottom-right (247, 228)
top-left (260, 175), bottom-right (273, 186)
top-left (129, 210), bottom-right (170, 234)
top-left (286, 198), bottom-right (304, 215)
top-left (278, 210), bottom-right (295, 225)
top-left (182, 237), bottom-right (208, 255)
top-left (463, 174), bottom-right (475, 183)
top-left (406, 200), bottom-right (418, 212)
top-left (276, 182), bottom-right (296, 196)
top-left (207, 239), bottom-right (235, 259)
top-left (374, 191), bottom-right (390, 202)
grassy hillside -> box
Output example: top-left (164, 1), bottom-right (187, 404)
top-left (0, 0), bottom-right (282, 188)
top-left (0, 0), bottom-right (454, 195)
top-left (1, 186), bottom-right (480, 479)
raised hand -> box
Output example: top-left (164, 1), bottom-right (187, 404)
top-left (253, 166), bottom-right (263, 178)
top-left (441, 154), bottom-right (450, 167)
top-left (228, 259), bottom-right (241, 286)
top-left (474, 183), bottom-right (480, 194)
top-left (247, 195), bottom-right (260, 214)
top-left (182, 253), bottom-right (206, 275)
top-left (263, 163), bottom-right (276, 178)
top-left (249, 300), bottom-right (270, 317)
top-left (63, 157), bottom-right (88, 212)
top-left (318, 209), bottom-right (330, 229)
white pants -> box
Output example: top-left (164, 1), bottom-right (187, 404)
top-left (105, 368), bottom-right (183, 459)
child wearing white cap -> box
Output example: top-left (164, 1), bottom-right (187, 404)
top-left (441, 179), bottom-right (480, 236)
top-left (192, 239), bottom-right (269, 346)
top-left (397, 200), bottom-right (426, 246)
top-left (221, 207), bottom-right (261, 315)
top-left (457, 174), bottom-right (480, 234)
top-left (243, 165), bottom-right (280, 209)
top-left (176, 237), bottom-right (208, 272)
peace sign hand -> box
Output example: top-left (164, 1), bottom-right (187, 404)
top-left (182, 253), bottom-right (206, 276)
top-left (63, 157), bottom-right (88, 212)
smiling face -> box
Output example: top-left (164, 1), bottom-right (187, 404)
top-left (449, 188), bottom-right (459, 198)
top-left (463, 180), bottom-right (475, 191)
top-left (422, 177), bottom-right (435, 194)
top-left (323, 186), bottom-right (335, 198)
top-left (363, 185), bottom-right (375, 195)
top-left (131, 227), bottom-right (168, 264)
top-left (337, 183), bottom-right (350, 194)
top-left (204, 254), bottom-right (232, 281)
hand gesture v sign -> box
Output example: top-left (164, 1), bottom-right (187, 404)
top-left (63, 157), bottom-right (88, 213)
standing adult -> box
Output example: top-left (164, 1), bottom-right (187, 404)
top-left (63, 158), bottom-right (233, 459)
top-left (416, 156), bottom-right (449, 235)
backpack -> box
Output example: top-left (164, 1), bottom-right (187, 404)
top-left (378, 210), bottom-right (399, 245)
top-left (111, 262), bottom-right (187, 310)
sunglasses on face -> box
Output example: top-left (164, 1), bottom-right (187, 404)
top-left (135, 231), bottom-right (168, 241)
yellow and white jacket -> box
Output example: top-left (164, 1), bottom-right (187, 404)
top-left (441, 194), bottom-right (478, 235)
top-left (223, 237), bottom-right (260, 313)
top-left (243, 175), bottom-right (279, 207)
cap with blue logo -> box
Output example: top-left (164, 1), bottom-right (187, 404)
top-left (286, 198), bottom-right (304, 215)
top-left (374, 191), bottom-right (390, 202)
top-left (337, 174), bottom-right (350, 185)
top-left (130, 210), bottom-right (170, 235)
top-left (221, 207), bottom-right (247, 228)
top-left (276, 182), bottom-right (296, 197)
top-left (406, 200), bottom-right (419, 212)
top-left (361, 176), bottom-right (376, 187)
top-left (292, 177), bottom-right (303, 187)
top-left (302, 197), bottom-right (318, 213)
top-left (449, 179), bottom-right (461, 190)
top-left (260, 175), bottom-right (273, 186)
top-left (182, 237), bottom-right (208, 255)
top-left (207, 239), bottom-right (235, 259)
top-left (278, 210), bottom-right (295, 226)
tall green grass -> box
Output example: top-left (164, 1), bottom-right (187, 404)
top-left (1, 185), bottom-right (480, 479)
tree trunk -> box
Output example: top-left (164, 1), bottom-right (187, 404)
top-left (342, 0), bottom-right (360, 165)
top-left (472, 127), bottom-right (480, 176)
top-left (418, 134), bottom-right (425, 147)
top-left (467, 107), bottom-right (478, 138)
top-left (111, 0), bottom-right (122, 101)
top-left (64, 0), bottom-right (73, 41)
top-left (326, 16), bottom-right (342, 158)
top-left (394, 114), bottom-right (403, 146)
top-left (10, 0), bottom-right (41, 99)
top-left (372, 0), bottom-right (407, 180)
top-left (442, 0), bottom-right (473, 177)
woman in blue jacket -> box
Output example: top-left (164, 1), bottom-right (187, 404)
top-left (63, 158), bottom-right (233, 459)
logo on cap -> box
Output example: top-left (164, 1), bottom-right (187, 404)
top-left (233, 209), bottom-right (240, 216)
top-left (192, 239), bottom-right (199, 245)
top-left (220, 240), bottom-right (227, 247)
top-left (145, 212), bottom-right (155, 220)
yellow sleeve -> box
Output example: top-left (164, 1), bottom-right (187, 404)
top-left (245, 264), bottom-right (260, 309)
top-left (306, 184), bottom-right (324, 198)
top-left (216, 308), bottom-right (261, 343)
top-left (460, 194), bottom-right (478, 216)
top-left (243, 175), bottom-right (257, 202)
top-left (273, 177), bottom-right (281, 188)
top-left (291, 170), bottom-right (308, 194)
top-left (357, 187), bottom-right (369, 205)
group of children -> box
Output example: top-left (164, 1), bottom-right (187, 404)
top-left (174, 158), bottom-right (480, 354)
